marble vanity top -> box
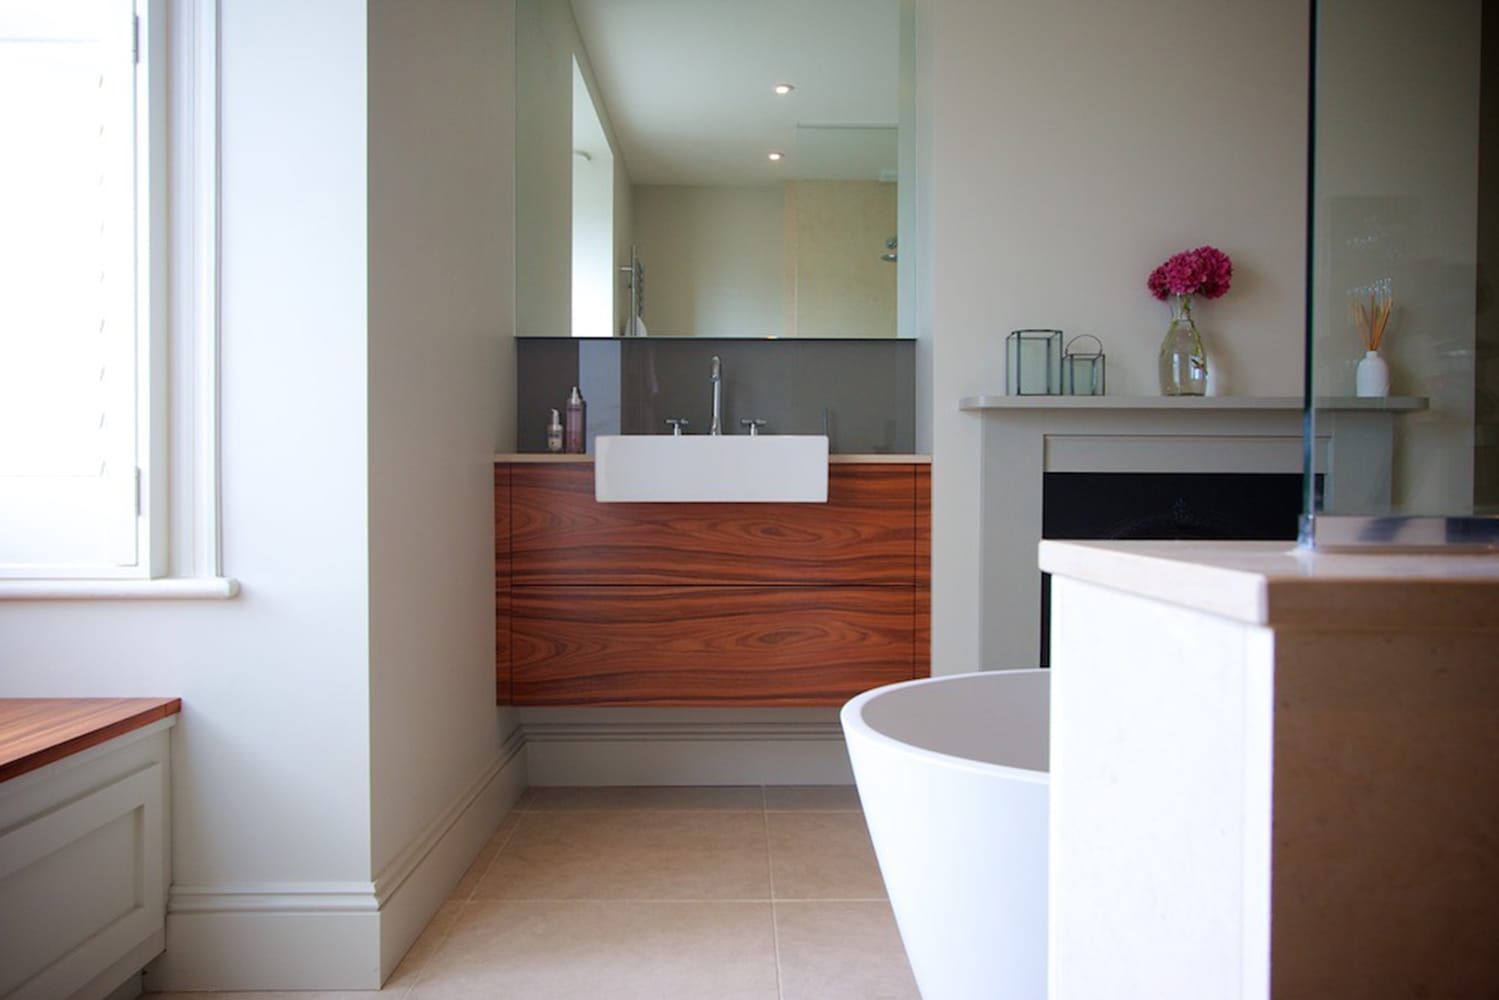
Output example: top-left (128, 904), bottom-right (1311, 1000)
top-left (1038, 539), bottom-right (1499, 629)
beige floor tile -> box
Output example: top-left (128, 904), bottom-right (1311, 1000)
top-left (448, 814), bottom-right (520, 900)
top-left (141, 993), bottom-right (390, 998)
top-left (473, 810), bottom-right (771, 900)
top-left (527, 784), bottom-right (765, 812)
top-left (763, 785), bottom-right (863, 812)
top-left (767, 812), bottom-right (888, 899)
top-left (384, 899), bottom-right (466, 992)
top-left (774, 901), bottom-right (921, 1000)
top-left (409, 898), bottom-right (779, 999)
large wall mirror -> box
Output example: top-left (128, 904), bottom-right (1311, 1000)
top-left (515, 0), bottom-right (912, 339)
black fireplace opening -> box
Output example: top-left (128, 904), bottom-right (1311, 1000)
top-left (1038, 471), bottom-right (1312, 667)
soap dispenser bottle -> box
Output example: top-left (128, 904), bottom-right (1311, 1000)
top-left (546, 408), bottom-right (564, 453)
top-left (563, 386), bottom-right (586, 454)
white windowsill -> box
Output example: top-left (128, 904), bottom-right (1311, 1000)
top-left (0, 577), bottom-right (240, 601)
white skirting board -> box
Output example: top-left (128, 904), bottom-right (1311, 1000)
top-left (144, 716), bottom-right (848, 990)
top-left (144, 728), bottom-right (528, 992)
top-left (520, 711), bottom-right (855, 786)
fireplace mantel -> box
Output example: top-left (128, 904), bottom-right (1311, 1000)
top-left (959, 395), bottom-right (1427, 412)
top-left (963, 394), bottom-right (1427, 668)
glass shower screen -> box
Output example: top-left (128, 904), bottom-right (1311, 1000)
top-left (1303, 0), bottom-right (1498, 548)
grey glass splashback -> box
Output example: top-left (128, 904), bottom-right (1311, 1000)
top-left (516, 338), bottom-right (915, 455)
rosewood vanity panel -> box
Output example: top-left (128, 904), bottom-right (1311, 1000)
top-left (495, 459), bottom-right (930, 707)
top-left (914, 464), bottom-right (931, 679)
top-left (511, 586), bottom-right (916, 706)
top-left (494, 464), bottom-right (512, 705)
top-left (509, 463), bottom-right (915, 586)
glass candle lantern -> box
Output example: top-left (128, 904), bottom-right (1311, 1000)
top-left (1005, 329), bottom-right (1062, 395)
top-left (1061, 335), bottom-right (1106, 396)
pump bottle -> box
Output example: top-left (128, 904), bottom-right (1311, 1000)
top-left (564, 386), bottom-right (586, 454)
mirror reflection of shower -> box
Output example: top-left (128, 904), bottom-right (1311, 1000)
top-left (620, 244), bottom-right (646, 337)
top-left (881, 236), bottom-right (897, 262)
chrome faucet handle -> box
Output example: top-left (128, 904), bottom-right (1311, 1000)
top-left (709, 356), bottom-right (723, 435)
top-left (739, 418), bottom-right (767, 436)
top-left (665, 418), bottom-right (690, 436)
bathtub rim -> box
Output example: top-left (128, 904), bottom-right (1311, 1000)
top-left (840, 669), bottom-right (1050, 785)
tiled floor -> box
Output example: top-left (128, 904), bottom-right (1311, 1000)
top-left (144, 785), bottom-right (920, 1000)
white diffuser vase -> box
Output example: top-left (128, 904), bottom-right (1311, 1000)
top-left (1355, 350), bottom-right (1390, 398)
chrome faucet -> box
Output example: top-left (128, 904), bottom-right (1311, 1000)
top-left (709, 355), bottom-right (723, 435)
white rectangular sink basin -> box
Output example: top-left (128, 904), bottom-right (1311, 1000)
top-left (594, 434), bottom-right (829, 503)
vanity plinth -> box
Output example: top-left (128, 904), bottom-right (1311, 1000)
top-left (1040, 539), bottom-right (1499, 999)
top-left (494, 456), bottom-right (931, 706)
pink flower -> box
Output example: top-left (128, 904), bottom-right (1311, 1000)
top-left (1146, 245), bottom-right (1233, 301)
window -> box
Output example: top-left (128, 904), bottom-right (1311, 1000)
top-left (0, 0), bottom-right (231, 596)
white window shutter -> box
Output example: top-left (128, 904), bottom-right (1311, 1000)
top-left (0, 0), bottom-right (142, 573)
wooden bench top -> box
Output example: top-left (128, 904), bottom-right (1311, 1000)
top-left (0, 698), bottom-right (181, 783)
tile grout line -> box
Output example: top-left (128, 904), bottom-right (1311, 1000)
top-left (403, 791), bottom-right (537, 996)
top-left (763, 784), bottom-right (789, 1000)
top-left (463, 799), bottom-right (528, 902)
top-left (397, 897), bottom-right (467, 999)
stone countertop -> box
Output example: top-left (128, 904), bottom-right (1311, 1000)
top-left (1038, 539), bottom-right (1499, 630)
top-left (494, 453), bottom-right (931, 464)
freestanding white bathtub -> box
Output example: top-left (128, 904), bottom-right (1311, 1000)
top-left (842, 669), bottom-right (1049, 1000)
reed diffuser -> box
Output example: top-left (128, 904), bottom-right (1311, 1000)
top-left (1349, 284), bottom-right (1394, 397)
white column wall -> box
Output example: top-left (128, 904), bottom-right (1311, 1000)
top-left (920, 0), bottom-right (1309, 673)
top-left (365, 0), bottom-right (521, 973)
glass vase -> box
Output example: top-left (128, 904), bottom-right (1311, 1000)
top-left (1159, 297), bottom-right (1208, 396)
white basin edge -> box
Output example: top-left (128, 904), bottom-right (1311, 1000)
top-left (594, 434), bottom-right (830, 503)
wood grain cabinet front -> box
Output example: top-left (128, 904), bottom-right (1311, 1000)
top-left (496, 462), bottom-right (930, 707)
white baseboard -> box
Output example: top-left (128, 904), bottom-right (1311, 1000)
top-left (523, 718), bottom-right (854, 786)
top-left (147, 716), bottom-right (844, 990)
top-left (145, 727), bottom-right (528, 992)
top-left (96, 968), bottom-right (144, 1000)
top-left (148, 908), bottom-right (381, 990)
top-left (376, 725), bottom-right (527, 981)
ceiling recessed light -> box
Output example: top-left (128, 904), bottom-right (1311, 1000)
top-left (768, 151), bottom-right (784, 162)
top-left (773, 83), bottom-right (795, 96)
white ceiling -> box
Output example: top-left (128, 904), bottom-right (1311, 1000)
top-left (567, 0), bottom-right (901, 186)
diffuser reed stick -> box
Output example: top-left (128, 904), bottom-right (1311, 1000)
top-left (1349, 289), bottom-right (1394, 351)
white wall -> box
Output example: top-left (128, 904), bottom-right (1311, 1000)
top-left (513, 0), bottom-right (571, 336)
top-left (791, 180), bottom-right (898, 338)
top-left (632, 184), bottom-right (788, 337)
top-left (0, 0), bottom-right (522, 990)
top-left (0, 0), bottom-right (376, 983)
top-left (366, 0), bottom-right (518, 980)
top-left (920, 0), bottom-right (1308, 673)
